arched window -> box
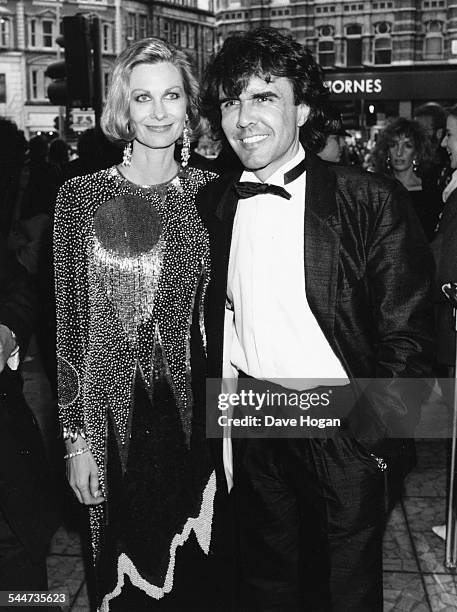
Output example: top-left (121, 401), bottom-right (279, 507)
top-left (424, 21), bottom-right (443, 59)
top-left (374, 22), bottom-right (392, 64)
top-left (317, 25), bottom-right (335, 67)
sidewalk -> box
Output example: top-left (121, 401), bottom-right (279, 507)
top-left (22, 344), bottom-right (457, 611)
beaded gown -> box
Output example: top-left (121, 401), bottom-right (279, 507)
top-left (54, 165), bottom-right (217, 610)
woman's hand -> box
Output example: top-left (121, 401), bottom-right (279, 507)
top-left (66, 445), bottom-right (105, 505)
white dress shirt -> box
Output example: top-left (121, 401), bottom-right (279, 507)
top-left (226, 147), bottom-right (348, 389)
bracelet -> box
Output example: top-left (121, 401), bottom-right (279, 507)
top-left (64, 446), bottom-right (90, 460)
top-left (62, 425), bottom-right (87, 444)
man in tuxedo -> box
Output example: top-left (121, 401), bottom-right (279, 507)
top-left (0, 237), bottom-right (59, 598)
top-left (198, 28), bottom-right (434, 611)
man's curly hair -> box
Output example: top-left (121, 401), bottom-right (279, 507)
top-left (200, 28), bottom-right (329, 151)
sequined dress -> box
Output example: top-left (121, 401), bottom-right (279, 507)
top-left (54, 166), bottom-right (217, 610)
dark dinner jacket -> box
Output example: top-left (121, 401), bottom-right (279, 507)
top-left (197, 154), bottom-right (435, 489)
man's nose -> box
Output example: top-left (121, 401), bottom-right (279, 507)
top-left (236, 101), bottom-right (256, 128)
top-left (441, 135), bottom-right (448, 148)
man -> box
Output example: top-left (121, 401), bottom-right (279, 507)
top-left (315, 105), bottom-right (350, 164)
top-left (197, 28), bottom-right (434, 611)
top-left (0, 237), bottom-right (59, 602)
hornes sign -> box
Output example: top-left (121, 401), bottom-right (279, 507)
top-left (324, 69), bottom-right (457, 101)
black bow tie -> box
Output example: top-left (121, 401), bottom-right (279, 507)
top-left (233, 182), bottom-right (291, 200)
top-left (233, 157), bottom-right (307, 201)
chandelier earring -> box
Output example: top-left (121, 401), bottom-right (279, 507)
top-left (122, 141), bottom-right (133, 167)
top-left (181, 115), bottom-right (190, 168)
top-left (386, 155), bottom-right (392, 171)
top-left (412, 158), bottom-right (418, 174)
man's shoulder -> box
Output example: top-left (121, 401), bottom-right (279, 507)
top-left (317, 158), bottom-right (399, 196)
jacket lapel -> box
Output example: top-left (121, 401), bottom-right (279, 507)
top-left (304, 155), bottom-right (341, 344)
top-left (206, 173), bottom-right (241, 378)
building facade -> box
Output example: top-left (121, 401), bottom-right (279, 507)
top-left (215, 0), bottom-right (457, 122)
top-left (0, 0), bottom-right (215, 137)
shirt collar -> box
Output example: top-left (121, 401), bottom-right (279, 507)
top-left (240, 146), bottom-right (306, 187)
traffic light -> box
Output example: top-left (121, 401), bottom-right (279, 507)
top-left (46, 59), bottom-right (67, 106)
top-left (366, 104), bottom-right (377, 127)
top-left (64, 15), bottom-right (93, 108)
top-left (46, 15), bottom-right (99, 109)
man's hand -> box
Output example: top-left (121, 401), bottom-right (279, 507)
top-left (0, 324), bottom-right (16, 374)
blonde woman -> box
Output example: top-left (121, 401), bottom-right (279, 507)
top-left (54, 38), bottom-right (220, 610)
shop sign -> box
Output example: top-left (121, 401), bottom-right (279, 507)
top-left (324, 69), bottom-right (457, 101)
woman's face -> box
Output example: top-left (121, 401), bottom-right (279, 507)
top-left (128, 61), bottom-right (187, 151)
top-left (442, 115), bottom-right (457, 169)
top-left (388, 135), bottom-right (416, 173)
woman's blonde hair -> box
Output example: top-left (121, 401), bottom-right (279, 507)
top-left (101, 37), bottom-right (200, 143)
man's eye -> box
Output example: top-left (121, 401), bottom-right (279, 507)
top-left (256, 95), bottom-right (272, 103)
top-left (221, 100), bottom-right (239, 110)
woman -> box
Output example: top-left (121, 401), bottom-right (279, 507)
top-left (371, 117), bottom-right (441, 241)
top-left (54, 38), bottom-right (219, 610)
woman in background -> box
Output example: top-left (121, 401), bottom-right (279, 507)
top-left (54, 38), bottom-right (220, 611)
top-left (372, 117), bottom-right (441, 241)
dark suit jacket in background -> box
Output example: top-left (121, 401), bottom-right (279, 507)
top-left (197, 154), bottom-right (435, 491)
top-left (0, 238), bottom-right (59, 562)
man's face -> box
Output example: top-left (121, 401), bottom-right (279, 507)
top-left (219, 75), bottom-right (309, 181)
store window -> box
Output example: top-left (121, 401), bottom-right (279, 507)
top-left (345, 24), bottom-right (362, 66)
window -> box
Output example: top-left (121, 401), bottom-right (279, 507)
top-left (0, 17), bottom-right (11, 48)
top-left (42, 20), bottom-right (54, 47)
top-left (188, 24), bottom-right (195, 49)
top-left (139, 15), bottom-right (148, 39)
top-left (30, 68), bottom-right (44, 100)
top-left (318, 40), bottom-right (335, 67)
top-left (374, 37), bottom-right (391, 64)
top-left (102, 24), bottom-right (113, 53)
top-left (30, 19), bottom-right (37, 47)
top-left (346, 24), bottom-right (362, 66)
top-left (103, 71), bottom-right (110, 99)
top-left (0, 74), bottom-right (6, 103)
top-left (163, 20), bottom-right (170, 42)
top-left (181, 23), bottom-right (188, 48)
top-left (424, 20), bottom-right (443, 59)
top-left (126, 13), bottom-right (135, 40)
top-left (171, 21), bottom-right (179, 46)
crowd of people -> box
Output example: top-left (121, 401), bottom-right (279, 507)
top-left (0, 26), bottom-right (456, 611)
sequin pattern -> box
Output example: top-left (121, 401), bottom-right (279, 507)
top-left (54, 165), bottom-right (215, 570)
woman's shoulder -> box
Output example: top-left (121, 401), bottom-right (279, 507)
top-left (184, 166), bottom-right (219, 188)
top-left (59, 167), bottom-right (115, 194)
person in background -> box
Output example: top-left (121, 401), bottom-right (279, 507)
top-left (371, 117), bottom-right (441, 241)
top-left (414, 102), bottom-right (449, 191)
top-left (63, 127), bottom-right (122, 180)
top-left (54, 37), bottom-right (222, 611)
top-left (314, 105), bottom-right (350, 164)
top-left (0, 237), bottom-right (59, 606)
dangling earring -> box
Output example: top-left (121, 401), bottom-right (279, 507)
top-left (181, 115), bottom-right (190, 168)
top-left (386, 155), bottom-right (392, 171)
top-left (412, 158), bottom-right (418, 174)
top-left (122, 142), bottom-right (132, 167)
